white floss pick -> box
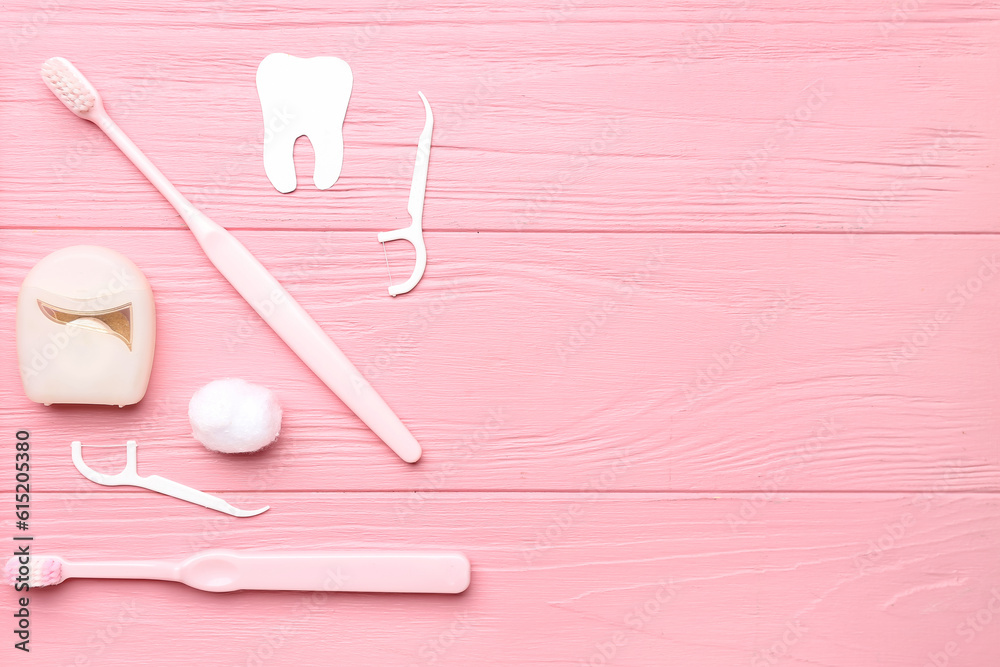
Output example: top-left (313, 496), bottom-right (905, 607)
top-left (189, 378), bottom-right (282, 454)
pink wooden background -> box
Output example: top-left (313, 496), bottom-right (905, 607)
top-left (2, 1), bottom-right (999, 665)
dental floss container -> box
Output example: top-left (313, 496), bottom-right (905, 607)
top-left (17, 245), bottom-right (155, 407)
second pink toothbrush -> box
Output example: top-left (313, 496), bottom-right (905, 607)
top-left (40, 57), bottom-right (421, 463)
top-left (7, 550), bottom-right (470, 594)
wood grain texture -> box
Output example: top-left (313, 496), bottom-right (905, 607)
top-left (1, 1), bottom-right (997, 233)
top-left (2, 1), bottom-right (999, 665)
top-left (7, 492), bottom-right (1000, 667)
top-left (2, 229), bottom-right (999, 493)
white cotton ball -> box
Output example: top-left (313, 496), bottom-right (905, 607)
top-left (189, 378), bottom-right (282, 454)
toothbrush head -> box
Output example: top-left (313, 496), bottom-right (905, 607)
top-left (41, 57), bottom-right (101, 118)
top-left (4, 556), bottom-right (65, 588)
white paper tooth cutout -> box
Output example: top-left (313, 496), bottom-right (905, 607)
top-left (256, 53), bottom-right (353, 193)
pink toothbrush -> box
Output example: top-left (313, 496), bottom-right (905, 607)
top-left (40, 57), bottom-right (421, 464)
top-left (6, 550), bottom-right (470, 594)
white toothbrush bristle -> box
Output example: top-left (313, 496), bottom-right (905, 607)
top-left (41, 57), bottom-right (98, 116)
top-left (4, 556), bottom-right (64, 588)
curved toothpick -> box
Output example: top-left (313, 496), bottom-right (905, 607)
top-left (71, 440), bottom-right (269, 518)
top-left (378, 91), bottom-right (433, 297)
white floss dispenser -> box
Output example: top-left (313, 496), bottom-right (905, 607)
top-left (17, 245), bottom-right (155, 406)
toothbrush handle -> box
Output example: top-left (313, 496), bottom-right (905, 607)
top-left (179, 550), bottom-right (471, 594)
top-left (68, 559), bottom-right (180, 583)
top-left (97, 115), bottom-right (197, 217)
top-left (95, 113), bottom-right (420, 464)
top-left (189, 221), bottom-right (421, 463)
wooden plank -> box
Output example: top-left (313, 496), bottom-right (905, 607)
top-left (0, 2), bottom-right (996, 233)
top-left (9, 492), bottom-right (1000, 666)
top-left (2, 2), bottom-right (999, 665)
top-left (2, 229), bottom-right (998, 492)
